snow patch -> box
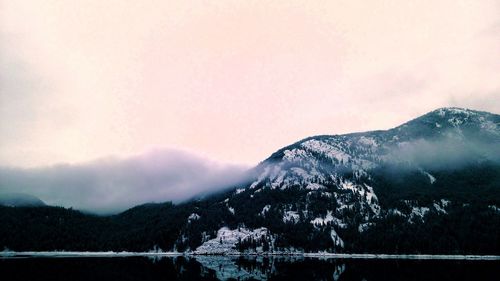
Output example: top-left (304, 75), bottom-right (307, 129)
top-left (388, 209), bottom-right (404, 217)
top-left (283, 211), bottom-right (300, 223)
top-left (480, 120), bottom-right (498, 134)
top-left (330, 229), bottom-right (344, 248)
top-left (433, 202), bottom-right (447, 214)
top-left (195, 227), bottom-right (270, 255)
top-left (358, 222), bottom-right (373, 233)
top-left (311, 211), bottom-right (335, 226)
top-left (410, 206), bottom-right (430, 222)
top-left (188, 213), bottom-right (200, 222)
top-left (301, 139), bottom-right (351, 163)
top-left (422, 171), bottom-right (436, 184)
top-left (271, 170), bottom-right (287, 189)
top-left (306, 183), bottom-right (325, 190)
top-left (358, 136), bottom-right (378, 147)
top-left (260, 205), bottom-right (271, 217)
top-left (489, 205), bottom-right (500, 213)
top-left (364, 184), bottom-right (380, 215)
top-left (283, 148), bottom-right (309, 162)
top-left (341, 181), bottom-right (357, 192)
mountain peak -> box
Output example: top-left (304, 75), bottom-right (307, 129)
top-left (428, 107), bottom-right (487, 119)
top-left (395, 107), bottom-right (499, 138)
top-left (264, 107), bottom-right (499, 165)
top-left (433, 106), bottom-right (475, 113)
top-left (423, 107), bottom-right (500, 121)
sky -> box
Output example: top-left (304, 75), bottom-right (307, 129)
top-left (1, 0), bottom-right (500, 168)
top-left (0, 1), bottom-right (499, 211)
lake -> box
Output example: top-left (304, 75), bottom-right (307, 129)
top-left (0, 255), bottom-right (498, 281)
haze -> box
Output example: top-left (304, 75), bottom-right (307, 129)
top-left (0, 149), bottom-right (251, 214)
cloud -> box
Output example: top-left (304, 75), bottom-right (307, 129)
top-left (0, 33), bottom-right (46, 151)
top-left (389, 138), bottom-right (500, 170)
top-left (0, 149), bottom-right (252, 214)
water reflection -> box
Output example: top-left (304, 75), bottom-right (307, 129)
top-left (0, 255), bottom-right (498, 281)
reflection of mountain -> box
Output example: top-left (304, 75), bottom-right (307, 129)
top-left (0, 107), bottom-right (499, 254)
top-left (0, 255), bottom-right (498, 281)
top-left (195, 256), bottom-right (346, 281)
top-left (196, 256), bottom-right (268, 280)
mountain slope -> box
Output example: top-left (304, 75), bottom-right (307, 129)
top-left (187, 107), bottom-right (500, 253)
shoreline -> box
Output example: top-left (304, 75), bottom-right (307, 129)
top-left (1, 251), bottom-right (499, 260)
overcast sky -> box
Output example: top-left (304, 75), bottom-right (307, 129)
top-left (1, 0), bottom-right (499, 168)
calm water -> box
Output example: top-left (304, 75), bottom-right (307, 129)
top-left (0, 256), bottom-right (498, 281)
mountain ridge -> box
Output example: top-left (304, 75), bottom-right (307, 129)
top-left (264, 107), bottom-right (498, 163)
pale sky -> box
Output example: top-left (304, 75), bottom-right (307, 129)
top-left (1, 0), bottom-right (500, 168)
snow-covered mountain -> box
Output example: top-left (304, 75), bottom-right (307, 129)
top-left (182, 107), bottom-right (500, 254)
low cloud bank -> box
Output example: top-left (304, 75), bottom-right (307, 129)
top-left (389, 136), bottom-right (500, 170)
top-left (0, 149), bottom-right (252, 214)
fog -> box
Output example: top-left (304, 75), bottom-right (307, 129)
top-left (1, 123), bottom-right (498, 214)
top-left (0, 149), bottom-right (252, 214)
top-left (388, 134), bottom-right (500, 170)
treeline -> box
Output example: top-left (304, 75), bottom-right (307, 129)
top-left (0, 201), bottom-right (209, 252)
top-left (343, 204), bottom-right (500, 255)
top-left (370, 161), bottom-right (500, 208)
top-left (0, 192), bottom-right (239, 252)
top-left (1, 203), bottom-right (499, 254)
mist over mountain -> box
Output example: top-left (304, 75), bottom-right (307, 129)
top-left (0, 149), bottom-right (251, 214)
top-left (0, 193), bottom-right (45, 207)
top-left (0, 107), bottom-right (499, 255)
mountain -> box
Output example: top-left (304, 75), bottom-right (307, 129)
top-left (0, 193), bottom-right (46, 207)
top-left (187, 107), bottom-right (500, 254)
top-left (0, 107), bottom-right (499, 254)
